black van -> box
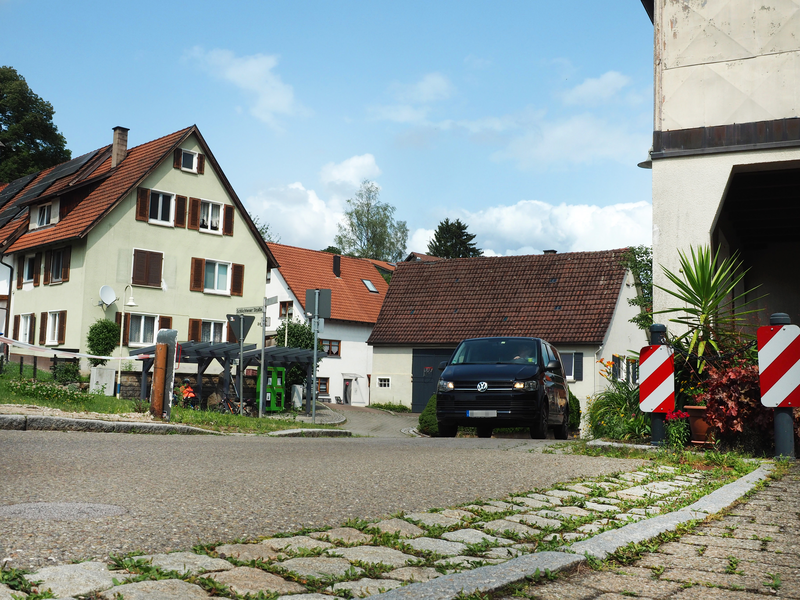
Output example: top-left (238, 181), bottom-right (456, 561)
top-left (435, 336), bottom-right (570, 439)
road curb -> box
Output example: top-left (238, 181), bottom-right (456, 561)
top-left (0, 414), bottom-right (217, 435)
top-left (267, 428), bottom-right (352, 437)
top-left (370, 463), bottom-right (775, 599)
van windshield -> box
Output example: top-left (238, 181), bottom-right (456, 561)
top-left (450, 339), bottom-right (539, 365)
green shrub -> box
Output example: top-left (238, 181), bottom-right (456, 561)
top-left (370, 402), bottom-right (411, 413)
top-left (568, 389), bottom-right (581, 430)
top-left (86, 319), bottom-right (120, 367)
top-left (418, 394), bottom-right (438, 436)
top-left (52, 361), bottom-right (81, 385)
top-left (587, 378), bottom-right (650, 442)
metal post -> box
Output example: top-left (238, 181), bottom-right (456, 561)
top-left (259, 296), bottom-right (267, 419)
top-left (770, 313), bottom-right (796, 459)
top-left (32, 356), bottom-right (37, 381)
top-left (239, 318), bottom-right (244, 416)
top-left (649, 323), bottom-right (667, 446)
top-left (312, 289), bottom-right (319, 424)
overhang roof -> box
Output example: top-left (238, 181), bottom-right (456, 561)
top-left (640, 0), bottom-right (654, 23)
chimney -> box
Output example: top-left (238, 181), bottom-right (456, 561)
top-left (543, 249), bottom-right (557, 255)
top-left (333, 255), bottom-right (341, 278)
top-left (111, 126), bottom-right (129, 168)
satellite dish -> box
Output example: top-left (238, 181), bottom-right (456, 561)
top-left (99, 285), bottom-right (117, 307)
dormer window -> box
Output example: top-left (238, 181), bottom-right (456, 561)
top-left (362, 279), bottom-right (379, 293)
top-left (181, 150), bottom-right (197, 172)
top-left (31, 199), bottom-right (59, 230)
top-left (38, 204), bottom-right (51, 226)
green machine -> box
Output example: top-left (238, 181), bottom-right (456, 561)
top-left (256, 367), bottom-right (286, 412)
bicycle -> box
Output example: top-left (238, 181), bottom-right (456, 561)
top-left (215, 382), bottom-right (256, 417)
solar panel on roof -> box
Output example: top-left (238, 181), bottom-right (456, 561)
top-left (0, 173), bottom-right (37, 208)
top-left (0, 208), bottom-right (25, 230)
top-left (13, 148), bottom-right (100, 207)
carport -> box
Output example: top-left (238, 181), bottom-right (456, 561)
top-left (134, 342), bottom-right (319, 410)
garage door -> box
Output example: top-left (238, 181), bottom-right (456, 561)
top-left (411, 348), bottom-right (455, 413)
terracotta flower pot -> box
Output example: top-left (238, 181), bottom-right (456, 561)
top-left (685, 405), bottom-right (714, 447)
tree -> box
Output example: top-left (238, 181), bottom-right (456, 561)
top-left (334, 179), bottom-right (408, 262)
top-left (0, 66), bottom-right (70, 182)
top-left (274, 319), bottom-right (322, 390)
top-left (86, 319), bottom-right (120, 367)
top-left (251, 214), bottom-right (281, 243)
top-left (427, 218), bottom-right (482, 259)
top-left (620, 245), bottom-right (653, 331)
top-left (320, 245), bottom-right (342, 254)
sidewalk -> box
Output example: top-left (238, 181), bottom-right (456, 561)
top-left (2, 456), bottom-right (792, 599)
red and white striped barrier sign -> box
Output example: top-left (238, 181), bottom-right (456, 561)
top-left (757, 324), bottom-right (800, 408)
top-left (638, 345), bottom-right (675, 413)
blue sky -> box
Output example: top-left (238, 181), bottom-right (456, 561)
top-left (1, 1), bottom-right (655, 257)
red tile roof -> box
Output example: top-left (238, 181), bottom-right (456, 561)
top-left (368, 249), bottom-right (629, 346)
top-left (366, 258), bottom-right (396, 273)
top-left (404, 251), bottom-right (441, 262)
top-left (267, 243), bottom-right (389, 324)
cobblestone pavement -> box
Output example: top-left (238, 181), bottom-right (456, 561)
top-left (1, 452), bottom-right (783, 600)
top-left (498, 463), bottom-right (800, 600)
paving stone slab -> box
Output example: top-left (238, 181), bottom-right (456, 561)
top-left (483, 518), bottom-right (541, 536)
top-left (527, 493), bottom-right (561, 505)
top-left (677, 534), bottom-right (763, 551)
top-left (660, 567), bottom-right (767, 593)
top-left (578, 519), bottom-right (613, 533)
top-left (565, 484), bottom-right (596, 494)
top-left (330, 577), bottom-right (404, 596)
top-left (461, 504), bottom-right (506, 514)
top-left (25, 561), bottom-right (115, 597)
top-left (655, 542), bottom-right (706, 557)
top-left (404, 537), bottom-right (467, 557)
top-left (309, 527), bottom-right (372, 544)
top-left (484, 547), bottom-right (523, 560)
top-left (552, 505), bottom-right (592, 517)
top-left (584, 501), bottom-right (621, 513)
top-left (441, 528), bottom-right (512, 546)
top-left (434, 556), bottom-right (504, 569)
top-left (545, 490), bottom-right (584, 500)
top-left (615, 513), bottom-right (647, 522)
top-left (277, 595), bottom-right (345, 600)
top-left (383, 566), bottom-right (442, 583)
top-left (205, 566), bottom-right (306, 595)
top-left (260, 535), bottom-right (335, 552)
top-left (214, 543), bottom-right (280, 562)
top-left (328, 545), bottom-right (415, 568)
top-left (132, 552), bottom-right (234, 575)
top-left (98, 579), bottom-right (209, 599)
top-left (511, 497), bottom-right (551, 509)
top-left (702, 545), bottom-right (800, 567)
top-left (277, 557), bottom-right (362, 579)
top-left (574, 570), bottom-right (684, 598)
top-left (439, 509), bottom-right (473, 520)
top-left (592, 496), bottom-right (622, 504)
top-left (542, 532), bottom-right (584, 542)
top-left (372, 518), bottom-right (424, 538)
top-left (405, 512), bottom-right (460, 528)
top-left (509, 513), bottom-right (562, 528)
top-left (0, 583), bottom-right (25, 599)
top-left (671, 588), bottom-right (767, 600)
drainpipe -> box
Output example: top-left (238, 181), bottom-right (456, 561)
top-left (0, 254), bottom-right (14, 359)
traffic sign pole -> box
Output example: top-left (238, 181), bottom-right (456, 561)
top-left (759, 313), bottom-right (797, 459)
top-left (642, 324), bottom-right (673, 446)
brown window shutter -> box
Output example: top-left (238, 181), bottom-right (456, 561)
top-left (231, 263), bottom-right (244, 296)
top-left (223, 205), bottom-right (234, 236)
top-left (28, 314), bottom-right (35, 344)
top-left (188, 198), bottom-right (201, 230)
top-left (147, 251), bottom-right (162, 287)
top-left (39, 312), bottom-right (47, 345)
top-left (57, 310), bottom-right (67, 344)
top-left (123, 313), bottom-right (131, 347)
top-left (132, 250), bottom-right (147, 285)
top-left (33, 253), bottom-right (41, 287)
top-left (175, 196), bottom-right (187, 228)
top-left (115, 311), bottom-right (122, 346)
top-left (16, 256), bottom-right (23, 289)
top-left (12, 315), bottom-right (19, 340)
top-left (43, 251), bottom-right (52, 285)
top-left (227, 322), bottom-right (236, 343)
top-left (197, 153), bottom-right (205, 174)
top-left (188, 318), bottom-right (202, 342)
top-left (62, 247), bottom-right (71, 282)
top-left (136, 188), bottom-right (150, 222)
top-left (158, 316), bottom-right (172, 330)
top-left (190, 257), bottom-right (205, 291)
top-left (173, 148), bottom-right (182, 169)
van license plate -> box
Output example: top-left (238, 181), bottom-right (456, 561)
top-left (467, 410), bottom-right (496, 418)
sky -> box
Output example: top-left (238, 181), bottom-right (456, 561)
top-left (1, 1), bottom-right (655, 257)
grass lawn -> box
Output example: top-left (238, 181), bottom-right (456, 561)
top-left (0, 363), bottom-right (337, 434)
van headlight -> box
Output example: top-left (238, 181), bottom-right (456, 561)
top-left (513, 381), bottom-right (538, 391)
top-left (438, 380), bottom-right (454, 392)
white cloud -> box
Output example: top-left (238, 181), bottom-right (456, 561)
top-left (408, 228), bottom-right (435, 255)
top-left (562, 71), bottom-right (631, 106)
top-left (320, 154), bottom-right (381, 188)
top-left (462, 199), bottom-right (652, 256)
top-left (493, 113), bottom-right (650, 169)
top-left (187, 47), bottom-right (303, 129)
top-left (246, 183), bottom-right (343, 250)
top-left (392, 72), bottom-right (454, 104)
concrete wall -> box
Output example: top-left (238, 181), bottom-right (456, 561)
top-left (655, 0), bottom-right (800, 131)
top-left (370, 346), bottom-right (414, 407)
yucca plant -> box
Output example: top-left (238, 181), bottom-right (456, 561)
top-left (654, 245), bottom-right (763, 372)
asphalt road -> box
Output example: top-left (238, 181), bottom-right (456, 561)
top-left (0, 431), bottom-right (645, 569)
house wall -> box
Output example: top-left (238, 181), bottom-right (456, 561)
top-left (652, 148), bottom-right (800, 322)
top-left (370, 346), bottom-right (414, 407)
top-left (655, 0), bottom-right (800, 131)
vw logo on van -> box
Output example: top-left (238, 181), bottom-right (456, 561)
top-left (476, 382), bottom-right (488, 393)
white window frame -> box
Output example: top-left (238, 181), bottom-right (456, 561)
top-left (148, 190), bottom-right (174, 226)
top-left (280, 301), bottom-right (294, 320)
top-left (378, 377), bottom-right (391, 388)
top-left (199, 199), bottom-right (223, 234)
top-left (203, 259), bottom-right (231, 295)
top-left (560, 351), bottom-right (576, 381)
top-left (362, 279), bottom-right (379, 293)
top-left (181, 150), bottom-right (198, 173)
top-left (30, 199), bottom-right (59, 230)
top-left (50, 249), bottom-right (64, 283)
top-left (46, 310), bottom-right (61, 345)
top-left (128, 313), bottom-right (158, 347)
top-left (37, 203), bottom-right (52, 227)
top-left (19, 314), bottom-right (32, 344)
top-left (201, 320), bottom-right (226, 343)
top-left (23, 254), bottom-right (36, 283)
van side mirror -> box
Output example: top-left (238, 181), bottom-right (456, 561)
top-left (438, 360), bottom-right (448, 371)
top-left (546, 359), bottom-right (561, 371)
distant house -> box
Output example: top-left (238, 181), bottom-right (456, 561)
top-left (0, 125), bottom-right (276, 368)
top-left (404, 252), bottom-right (440, 263)
top-left (367, 249), bottom-right (646, 414)
top-left (265, 243), bottom-right (388, 405)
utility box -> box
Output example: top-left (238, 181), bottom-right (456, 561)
top-left (257, 367), bottom-right (286, 412)
top-left (90, 367), bottom-right (116, 396)
top-left (291, 384), bottom-right (304, 409)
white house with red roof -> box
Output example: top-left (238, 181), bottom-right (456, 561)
top-left (265, 243), bottom-right (388, 406)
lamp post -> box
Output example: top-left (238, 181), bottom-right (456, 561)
top-left (116, 285), bottom-right (137, 397)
